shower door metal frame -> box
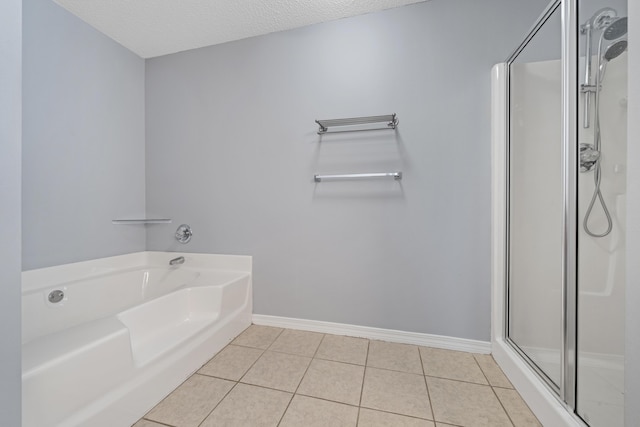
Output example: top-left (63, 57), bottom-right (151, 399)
top-left (503, 0), bottom-right (578, 410)
top-left (561, 0), bottom-right (578, 410)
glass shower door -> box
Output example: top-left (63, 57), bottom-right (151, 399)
top-left (506, 3), bottom-right (564, 390)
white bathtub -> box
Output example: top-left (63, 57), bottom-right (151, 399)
top-left (22, 251), bottom-right (252, 427)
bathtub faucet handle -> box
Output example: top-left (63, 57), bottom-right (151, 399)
top-left (175, 224), bottom-right (193, 244)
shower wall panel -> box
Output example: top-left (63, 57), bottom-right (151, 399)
top-left (576, 42), bottom-right (627, 427)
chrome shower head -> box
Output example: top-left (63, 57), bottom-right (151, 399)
top-left (598, 39), bottom-right (627, 82)
top-left (603, 39), bottom-right (628, 61)
top-left (603, 17), bottom-right (627, 40)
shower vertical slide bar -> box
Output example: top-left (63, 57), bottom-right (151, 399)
top-left (561, 0), bottom-right (578, 410)
top-left (582, 17), bottom-right (593, 128)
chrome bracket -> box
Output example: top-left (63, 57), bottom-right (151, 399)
top-left (580, 84), bottom-right (597, 93)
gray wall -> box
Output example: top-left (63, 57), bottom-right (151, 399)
top-left (22, 0), bottom-right (146, 270)
top-left (146, 0), bottom-right (548, 341)
top-left (626, 0), bottom-right (639, 423)
top-left (0, 0), bottom-right (22, 423)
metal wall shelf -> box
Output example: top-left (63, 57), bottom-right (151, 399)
top-left (314, 172), bottom-right (402, 182)
top-left (315, 114), bottom-right (398, 135)
top-left (112, 219), bottom-right (172, 225)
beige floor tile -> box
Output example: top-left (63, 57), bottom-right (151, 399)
top-left (316, 334), bottom-right (369, 365)
top-left (231, 324), bottom-right (283, 349)
top-left (474, 354), bottom-right (513, 388)
top-left (297, 359), bottom-right (365, 405)
top-left (198, 344), bottom-right (263, 381)
top-left (361, 367), bottom-right (432, 420)
top-left (132, 420), bottom-right (166, 427)
top-left (427, 377), bottom-right (512, 427)
top-left (268, 328), bottom-right (324, 357)
top-left (367, 340), bottom-right (423, 374)
top-left (420, 347), bottom-right (488, 385)
top-left (279, 395), bottom-right (358, 427)
top-left (145, 374), bottom-right (234, 427)
top-left (241, 350), bottom-right (311, 392)
top-left (200, 383), bottom-right (292, 427)
top-left (494, 387), bottom-right (542, 426)
top-left (358, 408), bottom-right (435, 426)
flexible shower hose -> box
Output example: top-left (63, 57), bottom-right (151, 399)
top-left (583, 49), bottom-right (613, 238)
top-left (583, 161), bottom-right (613, 237)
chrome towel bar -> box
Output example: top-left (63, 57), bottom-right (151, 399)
top-left (314, 172), bottom-right (402, 182)
top-left (315, 114), bottom-right (398, 134)
top-left (112, 219), bottom-right (172, 224)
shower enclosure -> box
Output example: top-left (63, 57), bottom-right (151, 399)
top-left (492, 0), bottom-right (627, 426)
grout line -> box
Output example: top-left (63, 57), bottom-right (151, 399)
top-left (230, 381), bottom-right (294, 396)
top-left (364, 364), bottom-right (430, 377)
top-left (234, 325), bottom-right (285, 384)
top-left (355, 339), bottom-right (371, 426)
top-left (357, 406), bottom-right (437, 423)
top-left (200, 327), bottom-right (289, 425)
top-left (291, 331), bottom-right (324, 395)
top-left (314, 354), bottom-right (367, 367)
top-left (195, 377), bottom-right (239, 427)
top-left (359, 339), bottom-right (370, 407)
top-left (226, 342), bottom-right (271, 351)
top-left (236, 348), bottom-right (267, 384)
top-left (423, 373), bottom-right (494, 387)
top-left (418, 347), bottom-right (437, 424)
top-left (141, 370), bottom-right (202, 424)
top-left (275, 328), bottom-right (325, 426)
top-left (262, 348), bottom-right (319, 358)
top-left (473, 352), bottom-right (494, 386)
top-left (287, 391), bottom-right (436, 423)
top-left (490, 385), bottom-right (517, 427)
top-left (265, 325), bottom-right (286, 351)
top-left (275, 393), bottom-right (295, 427)
top-left (316, 332), bottom-right (328, 353)
top-left (492, 384), bottom-right (517, 390)
top-left (294, 392), bottom-right (360, 408)
top-left (141, 418), bottom-right (176, 427)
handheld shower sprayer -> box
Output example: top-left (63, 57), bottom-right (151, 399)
top-left (581, 14), bottom-right (627, 238)
top-left (598, 39), bottom-right (627, 83)
top-left (581, 8), bottom-right (617, 129)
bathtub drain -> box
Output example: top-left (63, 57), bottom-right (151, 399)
top-left (48, 290), bottom-right (64, 303)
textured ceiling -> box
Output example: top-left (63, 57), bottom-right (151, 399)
top-left (54, 0), bottom-right (427, 58)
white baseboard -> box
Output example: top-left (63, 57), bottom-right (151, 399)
top-left (252, 314), bottom-right (491, 354)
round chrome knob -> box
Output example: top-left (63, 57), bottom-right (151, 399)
top-left (175, 224), bottom-right (193, 244)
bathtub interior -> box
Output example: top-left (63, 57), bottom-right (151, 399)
top-left (118, 286), bottom-right (224, 366)
top-left (21, 251), bottom-right (252, 427)
top-left (22, 267), bottom-right (201, 344)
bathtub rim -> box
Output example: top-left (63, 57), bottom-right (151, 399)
top-left (22, 251), bottom-right (252, 293)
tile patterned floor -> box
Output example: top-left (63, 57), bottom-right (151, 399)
top-left (134, 325), bottom-right (542, 427)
